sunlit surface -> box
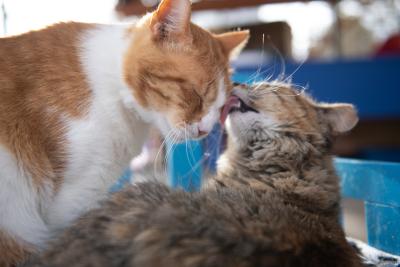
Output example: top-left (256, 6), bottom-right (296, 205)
top-left (258, 2), bottom-right (334, 60)
top-left (1, 0), bottom-right (118, 36)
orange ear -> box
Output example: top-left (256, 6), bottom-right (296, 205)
top-left (150, 0), bottom-right (191, 41)
top-left (215, 30), bottom-right (250, 59)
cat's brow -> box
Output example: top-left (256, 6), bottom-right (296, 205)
top-left (295, 97), bottom-right (309, 118)
top-left (147, 84), bottom-right (171, 101)
top-left (203, 82), bottom-right (213, 96)
top-left (150, 72), bottom-right (186, 84)
top-left (272, 90), bottom-right (297, 118)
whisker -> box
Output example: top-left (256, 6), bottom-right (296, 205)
top-left (153, 128), bottom-right (176, 181)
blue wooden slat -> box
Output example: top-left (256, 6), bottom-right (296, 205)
top-left (167, 140), bottom-right (203, 192)
top-left (365, 201), bottom-right (400, 255)
top-left (335, 158), bottom-right (400, 207)
top-left (202, 124), bottom-right (224, 174)
top-left (167, 125), bottom-right (222, 191)
top-left (109, 168), bottom-right (132, 193)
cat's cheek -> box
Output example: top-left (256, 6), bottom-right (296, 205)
top-left (149, 113), bottom-right (172, 137)
top-left (226, 112), bottom-right (272, 144)
top-left (198, 109), bottom-right (218, 135)
top-left (197, 77), bottom-right (227, 134)
top-left (156, 114), bottom-right (189, 142)
top-left (225, 114), bottom-right (243, 143)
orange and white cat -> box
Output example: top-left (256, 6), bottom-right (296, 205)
top-left (0, 0), bottom-right (249, 265)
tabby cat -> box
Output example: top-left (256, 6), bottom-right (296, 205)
top-left (0, 0), bottom-right (249, 265)
top-left (27, 82), bottom-right (363, 267)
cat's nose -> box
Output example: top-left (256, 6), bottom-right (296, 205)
top-left (198, 129), bottom-right (208, 137)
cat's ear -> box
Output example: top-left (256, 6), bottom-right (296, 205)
top-left (150, 0), bottom-right (192, 42)
top-left (215, 30), bottom-right (250, 59)
top-left (318, 103), bottom-right (359, 134)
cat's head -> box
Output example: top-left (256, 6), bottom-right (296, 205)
top-left (225, 82), bottom-right (358, 154)
top-left (123, 0), bottom-right (249, 142)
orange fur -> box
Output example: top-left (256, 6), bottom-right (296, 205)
top-left (0, 22), bottom-right (92, 186)
top-left (0, 231), bottom-right (34, 267)
top-left (124, 22), bottom-right (234, 125)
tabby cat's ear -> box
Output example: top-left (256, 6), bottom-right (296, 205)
top-left (150, 0), bottom-right (192, 42)
top-left (215, 30), bottom-right (250, 59)
top-left (318, 103), bottom-right (359, 134)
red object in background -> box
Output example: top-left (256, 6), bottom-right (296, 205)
top-left (376, 34), bottom-right (400, 56)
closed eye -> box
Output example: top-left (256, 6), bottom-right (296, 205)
top-left (203, 82), bottom-right (212, 97)
top-left (149, 72), bottom-right (187, 85)
top-left (194, 90), bottom-right (203, 104)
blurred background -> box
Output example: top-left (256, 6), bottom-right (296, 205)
top-left (2, 0), bottom-right (399, 163)
top-left (2, 0), bottom-right (400, 242)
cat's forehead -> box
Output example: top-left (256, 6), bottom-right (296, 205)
top-left (252, 83), bottom-right (298, 96)
top-left (248, 83), bottom-right (309, 106)
top-left (191, 24), bottom-right (220, 47)
top-left (244, 83), bottom-right (320, 127)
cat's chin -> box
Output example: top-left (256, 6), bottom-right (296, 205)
top-left (157, 124), bottom-right (209, 144)
top-left (226, 111), bottom-right (276, 148)
top-left (226, 111), bottom-right (258, 138)
top-left (168, 130), bottom-right (208, 143)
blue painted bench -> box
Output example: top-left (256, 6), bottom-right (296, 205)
top-left (336, 158), bottom-right (400, 255)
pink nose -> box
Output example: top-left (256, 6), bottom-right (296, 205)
top-left (198, 130), bottom-right (208, 137)
top-left (199, 130), bottom-right (208, 136)
top-left (198, 125), bottom-right (208, 137)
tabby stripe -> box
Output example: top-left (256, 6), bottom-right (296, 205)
top-left (149, 73), bottom-right (186, 84)
top-left (147, 85), bottom-right (172, 101)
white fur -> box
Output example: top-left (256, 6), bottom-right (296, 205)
top-left (216, 152), bottom-right (230, 175)
top-left (46, 25), bottom-right (152, 231)
top-left (0, 146), bottom-right (50, 249)
top-left (226, 87), bottom-right (277, 147)
top-left (227, 111), bottom-right (276, 143)
top-left (198, 77), bottom-right (226, 133)
top-left (347, 237), bottom-right (400, 265)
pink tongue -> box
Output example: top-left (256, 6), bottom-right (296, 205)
top-left (220, 95), bottom-right (240, 125)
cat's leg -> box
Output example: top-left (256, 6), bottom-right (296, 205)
top-left (0, 146), bottom-right (51, 265)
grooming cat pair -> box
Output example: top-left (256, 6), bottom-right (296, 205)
top-left (0, 0), bottom-right (249, 265)
top-left (28, 82), bottom-right (367, 267)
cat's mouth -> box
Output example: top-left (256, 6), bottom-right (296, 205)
top-left (229, 98), bottom-right (259, 114)
top-left (220, 95), bottom-right (259, 124)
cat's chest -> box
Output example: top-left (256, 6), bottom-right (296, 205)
top-left (46, 24), bottom-right (152, 231)
top-left (65, 105), bottom-right (142, 182)
top-left (47, 97), bottom-right (149, 230)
